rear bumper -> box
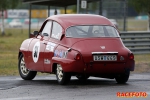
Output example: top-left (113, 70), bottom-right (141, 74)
top-left (82, 60), bottom-right (134, 74)
top-left (86, 62), bottom-right (127, 73)
top-left (52, 57), bottom-right (135, 74)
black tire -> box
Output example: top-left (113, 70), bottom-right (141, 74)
top-left (56, 64), bottom-right (71, 85)
top-left (76, 75), bottom-right (89, 81)
top-left (18, 54), bottom-right (37, 80)
top-left (115, 71), bottom-right (130, 84)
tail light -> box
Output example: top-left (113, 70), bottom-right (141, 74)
top-left (129, 53), bottom-right (134, 60)
top-left (74, 53), bottom-right (81, 60)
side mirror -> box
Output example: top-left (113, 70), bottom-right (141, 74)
top-left (30, 31), bottom-right (39, 38)
top-left (33, 31), bottom-right (39, 36)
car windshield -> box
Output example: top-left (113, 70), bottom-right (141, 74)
top-left (66, 25), bottom-right (120, 38)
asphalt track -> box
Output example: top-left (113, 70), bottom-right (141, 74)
top-left (0, 73), bottom-right (150, 100)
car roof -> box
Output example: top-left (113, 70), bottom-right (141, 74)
top-left (46, 14), bottom-right (114, 29)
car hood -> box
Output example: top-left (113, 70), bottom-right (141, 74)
top-left (71, 38), bottom-right (129, 63)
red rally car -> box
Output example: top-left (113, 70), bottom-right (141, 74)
top-left (18, 14), bottom-right (135, 85)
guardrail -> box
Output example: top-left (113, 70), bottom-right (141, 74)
top-left (120, 31), bottom-right (150, 54)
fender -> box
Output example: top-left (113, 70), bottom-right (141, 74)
top-left (52, 57), bottom-right (86, 73)
top-left (20, 38), bottom-right (33, 52)
top-left (19, 38), bottom-right (33, 64)
top-left (52, 57), bottom-right (75, 72)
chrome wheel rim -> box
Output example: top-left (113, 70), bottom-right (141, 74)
top-left (20, 57), bottom-right (29, 76)
top-left (56, 64), bottom-right (63, 81)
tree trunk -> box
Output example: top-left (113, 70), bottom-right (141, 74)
top-left (1, 10), bottom-right (5, 35)
top-left (148, 11), bottom-right (150, 31)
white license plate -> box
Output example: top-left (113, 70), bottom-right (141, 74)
top-left (93, 55), bottom-right (117, 61)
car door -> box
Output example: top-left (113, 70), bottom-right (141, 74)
top-left (44, 21), bottom-right (63, 72)
top-left (28, 20), bottom-right (52, 72)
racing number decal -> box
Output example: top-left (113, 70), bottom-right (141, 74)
top-left (34, 46), bottom-right (38, 58)
top-left (32, 42), bottom-right (40, 63)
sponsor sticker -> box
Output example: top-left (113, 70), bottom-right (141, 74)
top-left (44, 59), bottom-right (50, 64)
top-left (54, 50), bottom-right (68, 58)
top-left (46, 42), bottom-right (56, 52)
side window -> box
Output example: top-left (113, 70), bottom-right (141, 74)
top-left (51, 21), bottom-right (62, 40)
top-left (41, 21), bottom-right (52, 36)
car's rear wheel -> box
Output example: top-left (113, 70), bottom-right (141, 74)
top-left (18, 54), bottom-right (37, 80)
top-left (115, 71), bottom-right (130, 84)
top-left (56, 64), bottom-right (71, 85)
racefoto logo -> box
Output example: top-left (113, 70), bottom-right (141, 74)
top-left (117, 92), bottom-right (148, 98)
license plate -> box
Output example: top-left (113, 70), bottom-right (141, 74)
top-left (93, 55), bottom-right (117, 61)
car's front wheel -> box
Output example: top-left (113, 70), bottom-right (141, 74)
top-left (115, 71), bottom-right (130, 84)
top-left (56, 64), bottom-right (71, 85)
top-left (18, 54), bottom-right (37, 80)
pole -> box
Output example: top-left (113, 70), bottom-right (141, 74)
top-left (148, 12), bottom-right (150, 31)
top-left (29, 4), bottom-right (31, 38)
top-left (86, 1), bottom-right (88, 14)
top-left (99, 0), bottom-right (102, 15)
top-left (123, 0), bottom-right (127, 31)
top-left (77, 0), bottom-right (80, 13)
top-left (54, 8), bottom-right (57, 15)
top-left (1, 10), bottom-right (5, 35)
top-left (48, 5), bottom-right (50, 17)
top-left (64, 6), bottom-right (67, 14)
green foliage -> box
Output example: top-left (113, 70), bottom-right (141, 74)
top-left (16, 3), bottom-right (50, 9)
top-left (129, 0), bottom-right (150, 13)
top-left (129, 0), bottom-right (150, 31)
top-left (0, 0), bottom-right (7, 10)
top-left (90, 1), bottom-right (98, 11)
top-left (72, 5), bottom-right (77, 13)
top-left (0, 0), bottom-right (20, 10)
top-left (0, 0), bottom-right (20, 35)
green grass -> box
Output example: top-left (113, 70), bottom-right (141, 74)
top-left (0, 28), bottom-right (150, 76)
top-left (134, 54), bottom-right (150, 73)
top-left (117, 18), bottom-right (148, 31)
top-left (0, 28), bottom-right (31, 76)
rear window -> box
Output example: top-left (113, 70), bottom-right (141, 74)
top-left (66, 25), bottom-right (120, 38)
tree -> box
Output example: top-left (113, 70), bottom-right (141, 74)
top-left (129, 0), bottom-right (150, 31)
top-left (0, 0), bottom-right (20, 35)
